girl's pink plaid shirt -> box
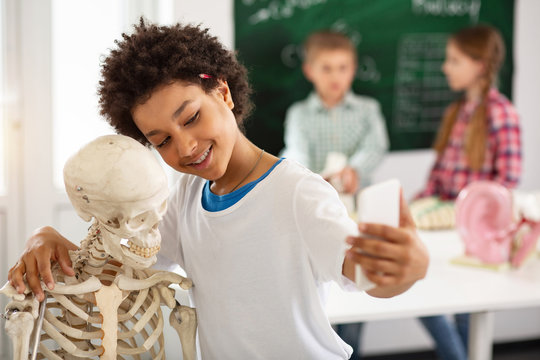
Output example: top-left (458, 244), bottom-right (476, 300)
top-left (418, 88), bottom-right (522, 200)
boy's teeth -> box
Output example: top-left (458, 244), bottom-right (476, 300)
top-left (193, 148), bottom-right (210, 164)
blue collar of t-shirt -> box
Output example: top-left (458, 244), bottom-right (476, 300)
top-left (202, 158), bottom-right (284, 212)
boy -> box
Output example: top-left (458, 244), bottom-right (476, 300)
top-left (282, 29), bottom-right (389, 358)
top-left (282, 30), bottom-right (389, 194)
top-left (8, 22), bottom-right (428, 359)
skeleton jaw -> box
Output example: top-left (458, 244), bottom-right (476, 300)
top-left (120, 239), bottom-right (161, 259)
top-left (100, 228), bottom-right (160, 269)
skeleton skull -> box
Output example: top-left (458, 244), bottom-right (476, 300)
top-left (64, 134), bottom-right (168, 268)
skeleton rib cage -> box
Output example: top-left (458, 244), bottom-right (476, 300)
top-left (3, 223), bottom-right (196, 360)
top-left (38, 266), bottom-right (167, 359)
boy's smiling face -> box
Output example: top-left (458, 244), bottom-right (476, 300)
top-left (131, 81), bottom-right (238, 182)
top-left (303, 49), bottom-right (357, 107)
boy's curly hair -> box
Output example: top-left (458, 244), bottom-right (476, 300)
top-left (98, 18), bottom-right (253, 146)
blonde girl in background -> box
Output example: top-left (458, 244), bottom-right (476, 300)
top-left (418, 25), bottom-right (521, 200)
top-left (417, 25), bottom-right (521, 360)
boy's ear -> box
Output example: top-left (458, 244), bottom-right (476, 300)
top-left (216, 80), bottom-right (235, 110)
top-left (302, 62), bottom-right (313, 82)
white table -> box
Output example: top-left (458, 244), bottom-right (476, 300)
top-left (325, 230), bottom-right (540, 360)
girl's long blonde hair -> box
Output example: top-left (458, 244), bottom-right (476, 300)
top-left (433, 25), bottom-right (505, 170)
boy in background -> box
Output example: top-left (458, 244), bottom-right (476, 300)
top-left (281, 30), bottom-right (388, 194)
top-left (281, 29), bottom-right (389, 359)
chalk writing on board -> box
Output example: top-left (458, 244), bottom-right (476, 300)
top-left (331, 19), bottom-right (361, 46)
top-left (393, 33), bottom-right (455, 132)
top-left (246, 0), bottom-right (328, 25)
top-left (280, 45), bottom-right (381, 83)
top-left (280, 19), bottom-right (366, 73)
top-left (357, 56), bottom-right (380, 83)
top-left (281, 43), bottom-right (302, 68)
top-left (412, 0), bottom-right (482, 22)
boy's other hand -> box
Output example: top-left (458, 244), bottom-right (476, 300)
top-left (345, 192), bottom-right (429, 297)
top-left (8, 226), bottom-right (78, 302)
top-left (340, 166), bottom-right (359, 194)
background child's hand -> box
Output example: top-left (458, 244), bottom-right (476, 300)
top-left (344, 193), bottom-right (429, 297)
top-left (8, 226), bottom-right (77, 301)
top-left (339, 166), bottom-right (359, 194)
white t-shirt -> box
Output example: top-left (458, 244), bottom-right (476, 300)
top-left (158, 159), bottom-right (359, 359)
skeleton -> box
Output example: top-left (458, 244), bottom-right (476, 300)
top-left (1, 134), bottom-right (197, 360)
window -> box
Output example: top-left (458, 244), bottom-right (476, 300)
top-left (51, 0), bottom-right (122, 188)
top-left (0, 5), bottom-right (5, 194)
top-left (51, 0), bottom-right (174, 188)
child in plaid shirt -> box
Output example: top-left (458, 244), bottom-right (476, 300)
top-left (417, 25), bottom-right (522, 360)
top-left (418, 25), bottom-right (521, 201)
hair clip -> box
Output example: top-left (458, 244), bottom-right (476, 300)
top-left (199, 74), bottom-right (212, 79)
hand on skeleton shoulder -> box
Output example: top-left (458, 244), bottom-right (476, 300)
top-left (2, 135), bottom-right (197, 360)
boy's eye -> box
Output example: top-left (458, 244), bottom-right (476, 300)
top-left (185, 111), bottom-right (200, 126)
top-left (156, 136), bottom-right (171, 149)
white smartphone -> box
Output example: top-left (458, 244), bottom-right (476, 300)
top-left (354, 178), bottom-right (401, 289)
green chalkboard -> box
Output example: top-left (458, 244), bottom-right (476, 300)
top-left (234, 0), bottom-right (514, 154)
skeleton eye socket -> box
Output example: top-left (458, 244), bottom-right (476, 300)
top-left (127, 215), bottom-right (144, 226)
top-left (106, 218), bottom-right (121, 229)
top-left (125, 211), bottom-right (156, 232)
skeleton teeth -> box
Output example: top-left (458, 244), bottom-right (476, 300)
top-left (192, 148), bottom-right (210, 165)
top-left (123, 240), bottom-right (160, 258)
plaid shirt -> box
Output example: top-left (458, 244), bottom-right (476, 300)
top-left (281, 92), bottom-right (389, 185)
top-left (419, 88), bottom-right (522, 200)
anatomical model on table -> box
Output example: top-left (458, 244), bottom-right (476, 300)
top-left (409, 196), bottom-right (456, 230)
top-left (0, 135), bottom-right (196, 360)
top-left (454, 180), bottom-right (540, 269)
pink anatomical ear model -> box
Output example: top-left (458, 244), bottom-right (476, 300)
top-left (455, 181), bottom-right (540, 268)
top-left (455, 181), bottom-right (515, 264)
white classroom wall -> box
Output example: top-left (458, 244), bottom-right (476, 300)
top-left (172, 0), bottom-right (540, 355)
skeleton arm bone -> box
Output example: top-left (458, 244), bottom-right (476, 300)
top-left (2, 295), bottom-right (40, 360)
top-left (169, 304), bottom-right (197, 360)
top-left (5, 311), bottom-right (36, 360)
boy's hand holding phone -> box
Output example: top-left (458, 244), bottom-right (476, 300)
top-left (344, 180), bottom-right (429, 297)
